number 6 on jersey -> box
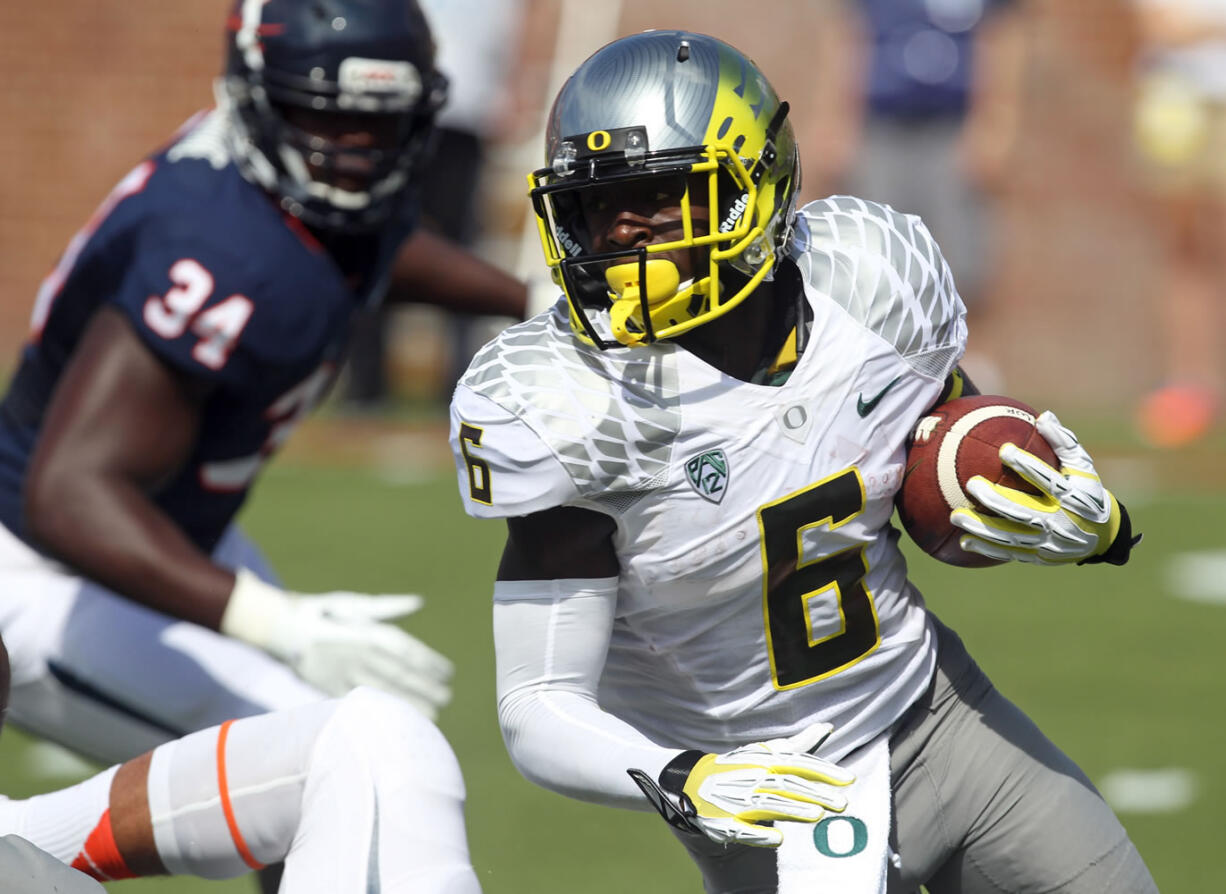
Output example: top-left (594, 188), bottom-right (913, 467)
top-left (757, 468), bottom-right (881, 689)
top-left (458, 422), bottom-right (492, 505)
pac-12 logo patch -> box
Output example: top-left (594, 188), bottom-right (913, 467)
top-left (685, 450), bottom-right (729, 504)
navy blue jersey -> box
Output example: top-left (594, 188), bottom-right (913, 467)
top-left (857, 0), bottom-right (1015, 119)
top-left (0, 110), bottom-right (414, 553)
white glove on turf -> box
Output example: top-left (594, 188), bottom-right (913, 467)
top-left (221, 569), bottom-right (453, 718)
top-left (950, 410), bottom-right (1134, 566)
top-left (629, 721), bottom-right (854, 848)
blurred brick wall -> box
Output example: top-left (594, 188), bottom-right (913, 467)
top-left (0, 0), bottom-right (230, 368)
top-left (984, 0), bottom-right (1158, 407)
top-left (0, 0), bottom-right (1155, 411)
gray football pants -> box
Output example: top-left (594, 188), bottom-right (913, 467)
top-left (672, 614), bottom-right (1158, 893)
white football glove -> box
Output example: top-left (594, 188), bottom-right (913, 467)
top-left (221, 569), bottom-right (454, 718)
top-left (628, 722), bottom-right (854, 848)
top-left (950, 411), bottom-right (1138, 566)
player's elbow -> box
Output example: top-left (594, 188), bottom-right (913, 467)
top-left (497, 690), bottom-right (550, 787)
top-left (497, 687), bottom-right (579, 796)
top-left (22, 453), bottom-right (96, 554)
top-left (23, 459), bottom-right (74, 548)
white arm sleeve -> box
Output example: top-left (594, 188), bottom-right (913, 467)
top-left (493, 578), bottom-right (679, 810)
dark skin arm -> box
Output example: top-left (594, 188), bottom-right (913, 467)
top-left (498, 505), bottom-right (619, 581)
top-left (385, 229), bottom-right (528, 319)
top-left (24, 307), bottom-right (236, 630)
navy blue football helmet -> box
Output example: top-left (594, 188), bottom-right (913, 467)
top-left (219, 0), bottom-right (447, 232)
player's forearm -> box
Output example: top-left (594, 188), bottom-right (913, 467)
top-left (386, 229), bottom-right (527, 318)
top-left (494, 579), bottom-right (673, 809)
top-left (24, 474), bottom-right (233, 629)
top-left (498, 684), bottom-right (674, 810)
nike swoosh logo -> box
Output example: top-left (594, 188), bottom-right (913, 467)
top-left (857, 377), bottom-right (902, 417)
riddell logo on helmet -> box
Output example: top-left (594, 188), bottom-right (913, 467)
top-left (555, 227), bottom-right (582, 257)
top-left (719, 193), bottom-right (749, 233)
top-left (338, 58), bottom-right (422, 99)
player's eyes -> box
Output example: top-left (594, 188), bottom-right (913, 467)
top-left (655, 180), bottom-right (688, 203)
top-left (579, 180), bottom-right (683, 217)
top-left (580, 190), bottom-right (612, 214)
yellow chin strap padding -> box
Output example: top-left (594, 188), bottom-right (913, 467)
top-left (605, 259), bottom-right (698, 347)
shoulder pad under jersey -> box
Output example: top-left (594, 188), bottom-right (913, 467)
top-left (452, 306), bottom-right (683, 516)
top-left (791, 196), bottom-right (967, 380)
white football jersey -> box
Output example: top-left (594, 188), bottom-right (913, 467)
top-left (451, 197), bottom-right (968, 759)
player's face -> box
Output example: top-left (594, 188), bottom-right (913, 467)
top-left (278, 106), bottom-right (407, 194)
top-left (580, 174), bottom-right (710, 280)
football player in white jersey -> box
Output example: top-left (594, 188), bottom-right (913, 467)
top-left (0, 634), bottom-right (480, 893)
top-left (450, 30), bottom-right (1156, 894)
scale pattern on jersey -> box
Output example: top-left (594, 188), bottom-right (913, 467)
top-left (793, 196), bottom-right (964, 377)
top-left (461, 309), bottom-right (681, 496)
top-left (167, 108), bottom-right (232, 170)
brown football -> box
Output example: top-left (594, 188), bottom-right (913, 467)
top-left (897, 395), bottom-right (1059, 567)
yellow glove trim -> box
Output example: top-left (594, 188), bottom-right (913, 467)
top-left (1093, 491), bottom-right (1122, 556)
top-left (682, 752), bottom-right (841, 824)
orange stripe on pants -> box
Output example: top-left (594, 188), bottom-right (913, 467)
top-left (217, 718), bottom-right (266, 871)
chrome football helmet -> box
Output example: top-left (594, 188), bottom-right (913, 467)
top-left (529, 30), bottom-right (800, 348)
top-left (219, 0), bottom-right (447, 232)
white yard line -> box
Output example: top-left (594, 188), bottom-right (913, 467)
top-left (1099, 767), bottom-right (1197, 814)
top-left (1167, 549), bottom-right (1226, 605)
top-left (23, 741), bottom-right (98, 781)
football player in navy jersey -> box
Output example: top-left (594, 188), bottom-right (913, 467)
top-left (0, 0), bottom-right (518, 814)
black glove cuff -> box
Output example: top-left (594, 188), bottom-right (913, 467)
top-left (659, 749), bottom-right (704, 796)
top-left (1079, 501), bottom-right (1142, 567)
top-left (627, 756), bottom-right (704, 836)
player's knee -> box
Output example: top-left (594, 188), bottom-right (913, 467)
top-left (330, 687), bottom-right (465, 796)
top-left (285, 691), bottom-right (473, 887)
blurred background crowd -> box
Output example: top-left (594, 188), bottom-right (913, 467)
top-left (1, 0), bottom-right (1222, 441)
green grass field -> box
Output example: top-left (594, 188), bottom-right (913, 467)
top-left (0, 416), bottom-right (1219, 893)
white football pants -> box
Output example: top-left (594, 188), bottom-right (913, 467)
top-left (0, 521), bottom-right (322, 764)
top-left (1, 689), bottom-right (480, 893)
top-left (152, 688), bottom-right (480, 892)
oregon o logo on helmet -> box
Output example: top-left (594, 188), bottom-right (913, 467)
top-left (813, 815), bottom-right (868, 858)
top-left (586, 130), bottom-right (612, 152)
